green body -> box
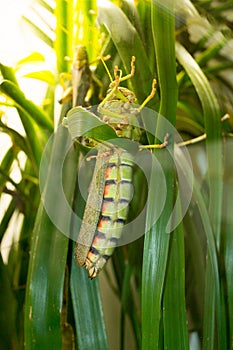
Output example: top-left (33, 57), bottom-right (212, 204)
top-left (75, 80), bottom-right (142, 277)
top-left (75, 147), bottom-right (134, 278)
top-left (74, 58), bottom-right (156, 278)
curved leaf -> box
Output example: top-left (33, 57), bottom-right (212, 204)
top-left (0, 80), bottom-right (53, 132)
top-left (22, 70), bottom-right (56, 85)
top-left (0, 121), bottom-right (32, 161)
top-left (16, 52), bottom-right (46, 68)
top-left (65, 106), bottom-right (117, 140)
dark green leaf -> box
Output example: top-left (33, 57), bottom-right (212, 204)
top-left (24, 122), bottom-right (79, 349)
top-left (70, 243), bottom-right (109, 350)
top-left (163, 205), bottom-right (189, 349)
top-left (0, 254), bottom-right (19, 350)
top-left (142, 2), bottom-right (177, 349)
top-left (65, 106), bottom-right (117, 140)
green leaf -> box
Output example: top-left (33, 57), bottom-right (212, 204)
top-left (24, 122), bottom-right (79, 349)
top-left (142, 1), bottom-right (177, 349)
top-left (0, 147), bottom-right (16, 189)
top-left (65, 106), bottom-right (117, 140)
top-left (54, 0), bottom-right (73, 74)
top-left (16, 52), bottom-right (46, 68)
top-left (163, 204), bottom-right (189, 349)
top-left (73, 0), bottom-right (98, 63)
top-left (120, 258), bottom-right (141, 349)
top-left (97, 1), bottom-right (154, 103)
top-left (222, 137), bottom-right (233, 348)
top-left (176, 43), bottom-right (222, 244)
top-left (0, 254), bottom-right (19, 350)
top-left (70, 243), bottom-right (109, 350)
top-left (176, 42), bottom-right (224, 348)
top-left (22, 70), bottom-right (56, 85)
top-left (24, 206), bottom-right (69, 350)
top-left (0, 120), bottom-right (32, 161)
top-left (0, 80), bottom-right (53, 132)
top-left (22, 16), bottom-right (54, 48)
top-left (0, 199), bottom-right (15, 243)
top-left (0, 63), bottom-right (51, 170)
top-left (0, 63), bottom-right (18, 85)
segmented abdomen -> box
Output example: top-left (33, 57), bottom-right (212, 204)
top-left (85, 148), bottom-right (133, 278)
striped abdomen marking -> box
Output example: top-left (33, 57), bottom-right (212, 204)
top-left (85, 149), bottom-right (133, 278)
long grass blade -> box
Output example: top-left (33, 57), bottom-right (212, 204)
top-left (176, 42), bottom-right (224, 348)
top-left (142, 1), bottom-right (177, 349)
top-left (222, 137), bottom-right (233, 348)
top-left (0, 80), bottom-right (53, 132)
top-left (70, 243), bottom-right (109, 350)
top-left (0, 253), bottom-right (19, 349)
top-left (24, 102), bottom-right (79, 349)
top-left (163, 200), bottom-right (189, 349)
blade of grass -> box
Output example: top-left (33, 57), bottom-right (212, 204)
top-left (24, 206), bottom-right (69, 349)
top-left (121, 0), bottom-right (144, 42)
top-left (176, 42), bottom-right (224, 348)
top-left (0, 121), bottom-right (35, 166)
top-left (22, 70), bottom-right (56, 85)
top-left (120, 260), bottom-right (141, 349)
top-left (24, 102), bottom-right (79, 349)
top-left (222, 137), bottom-right (233, 348)
top-left (0, 199), bottom-right (15, 243)
top-left (16, 52), bottom-right (46, 68)
top-left (0, 253), bottom-right (19, 350)
top-left (142, 1), bottom-right (177, 349)
top-left (195, 181), bottom-right (222, 350)
top-left (176, 147), bottom-right (222, 349)
top-left (70, 243), bottom-right (109, 350)
top-left (97, 1), bottom-right (153, 103)
top-left (55, 0), bottom-right (73, 74)
top-left (0, 80), bottom-right (53, 132)
top-left (176, 42), bottom-right (222, 247)
top-left (163, 199), bottom-right (189, 349)
top-left (22, 17), bottom-right (54, 48)
top-left (73, 0), bottom-right (98, 62)
top-left (0, 63), bottom-right (50, 171)
top-left (0, 147), bottom-right (16, 189)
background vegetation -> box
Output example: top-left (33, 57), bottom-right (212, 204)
top-left (0, 0), bottom-right (232, 349)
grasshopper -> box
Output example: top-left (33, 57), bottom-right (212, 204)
top-left (59, 45), bottom-right (110, 107)
top-left (74, 57), bottom-right (168, 278)
top-left (59, 45), bottom-right (92, 107)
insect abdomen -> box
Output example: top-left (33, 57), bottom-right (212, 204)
top-left (85, 149), bottom-right (133, 278)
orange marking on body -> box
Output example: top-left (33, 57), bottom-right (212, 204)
top-left (105, 167), bottom-right (111, 179)
top-left (104, 184), bottom-right (111, 196)
top-left (98, 219), bottom-right (104, 229)
top-left (92, 235), bottom-right (101, 246)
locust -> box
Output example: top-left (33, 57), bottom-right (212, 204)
top-left (59, 45), bottom-right (92, 107)
top-left (59, 45), bottom-right (110, 107)
top-left (73, 56), bottom-right (168, 278)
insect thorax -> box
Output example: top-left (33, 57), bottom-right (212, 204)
top-left (97, 87), bottom-right (141, 140)
top-left (73, 45), bottom-right (89, 70)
